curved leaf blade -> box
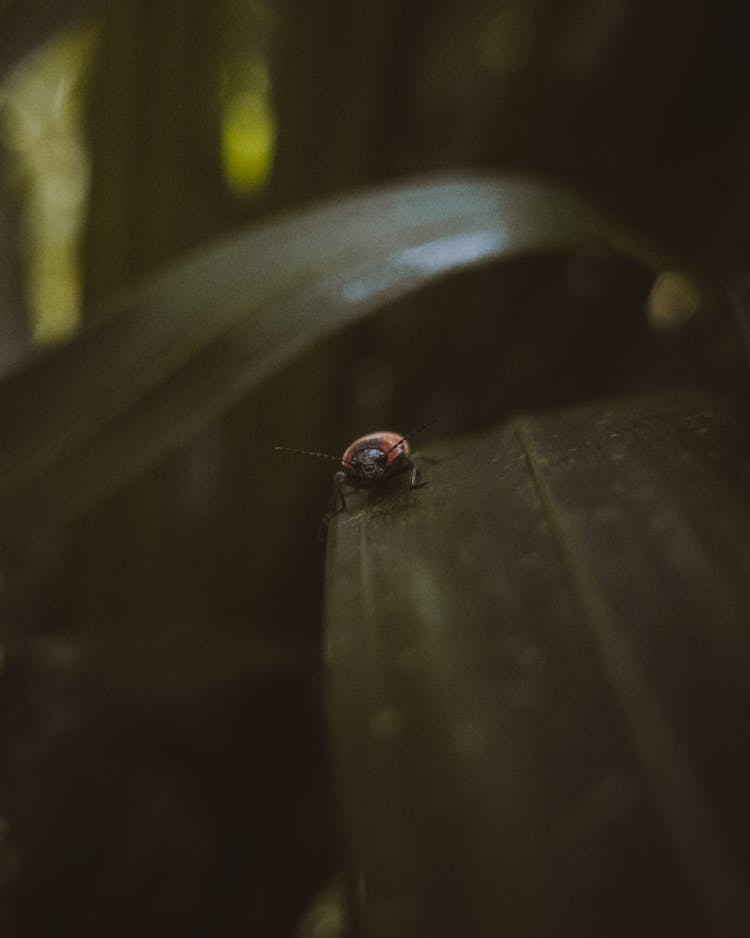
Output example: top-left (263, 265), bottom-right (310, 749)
top-left (0, 174), bottom-right (674, 540)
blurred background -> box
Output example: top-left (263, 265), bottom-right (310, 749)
top-left (0, 1), bottom-right (749, 935)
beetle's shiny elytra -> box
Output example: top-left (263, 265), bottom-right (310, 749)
top-left (274, 424), bottom-right (431, 538)
top-left (341, 431), bottom-right (411, 484)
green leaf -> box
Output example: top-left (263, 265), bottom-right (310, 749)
top-left (325, 392), bottom-right (750, 938)
top-left (0, 0), bottom-right (114, 76)
top-left (0, 174), bottom-right (679, 543)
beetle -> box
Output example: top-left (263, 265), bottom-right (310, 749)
top-left (274, 423), bottom-right (432, 536)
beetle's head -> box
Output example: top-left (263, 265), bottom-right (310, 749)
top-left (348, 447), bottom-right (386, 481)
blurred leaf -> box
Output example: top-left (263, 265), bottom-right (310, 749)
top-left (325, 391), bottom-right (750, 938)
top-left (0, 174), bottom-right (681, 543)
top-left (0, 0), bottom-right (114, 77)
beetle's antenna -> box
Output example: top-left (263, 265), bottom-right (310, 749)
top-left (385, 418), bottom-right (438, 456)
top-left (274, 445), bottom-right (340, 463)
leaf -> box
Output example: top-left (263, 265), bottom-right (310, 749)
top-left (324, 391), bottom-right (750, 938)
top-left (0, 174), bottom-right (679, 543)
top-left (0, 0), bottom-right (114, 76)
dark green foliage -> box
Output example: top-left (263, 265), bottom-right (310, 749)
top-left (0, 2), bottom-right (749, 937)
top-left (326, 394), bottom-right (750, 936)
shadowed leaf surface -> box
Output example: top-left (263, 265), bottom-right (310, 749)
top-left (325, 391), bottom-right (750, 938)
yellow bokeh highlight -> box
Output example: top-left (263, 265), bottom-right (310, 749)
top-left (0, 28), bottom-right (95, 344)
top-left (27, 243), bottom-right (82, 343)
top-left (222, 91), bottom-right (276, 194)
top-left (221, 57), bottom-right (276, 195)
top-left (647, 271), bottom-right (702, 333)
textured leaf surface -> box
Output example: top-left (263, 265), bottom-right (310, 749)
top-left (0, 175), bottom-right (672, 542)
top-left (325, 392), bottom-right (750, 938)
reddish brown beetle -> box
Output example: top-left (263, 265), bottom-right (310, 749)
top-left (275, 423), bottom-right (431, 536)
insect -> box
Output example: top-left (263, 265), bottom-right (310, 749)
top-left (275, 423), bottom-right (432, 536)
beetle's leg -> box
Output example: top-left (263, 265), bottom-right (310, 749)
top-left (319, 471), bottom-right (349, 540)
